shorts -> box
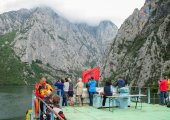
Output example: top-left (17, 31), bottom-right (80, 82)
top-left (68, 91), bottom-right (74, 97)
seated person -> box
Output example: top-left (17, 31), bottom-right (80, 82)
top-left (102, 81), bottom-right (113, 106)
top-left (52, 95), bottom-right (67, 120)
top-left (115, 78), bottom-right (125, 88)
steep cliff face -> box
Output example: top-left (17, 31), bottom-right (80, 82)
top-left (0, 7), bottom-right (118, 84)
top-left (13, 7), bottom-right (118, 72)
top-left (104, 0), bottom-right (170, 87)
top-left (0, 9), bottom-right (31, 35)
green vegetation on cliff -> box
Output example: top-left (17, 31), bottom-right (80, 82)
top-left (0, 32), bottom-right (32, 85)
top-left (0, 32), bottom-right (63, 85)
top-left (0, 32), bottom-right (77, 85)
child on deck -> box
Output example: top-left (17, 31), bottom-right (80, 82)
top-left (52, 95), bottom-right (67, 120)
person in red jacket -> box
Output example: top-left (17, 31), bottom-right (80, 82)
top-left (159, 76), bottom-right (168, 105)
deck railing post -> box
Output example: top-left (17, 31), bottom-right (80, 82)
top-left (138, 87), bottom-right (141, 102)
top-left (50, 112), bottom-right (54, 120)
top-left (147, 87), bottom-right (150, 104)
top-left (32, 92), bottom-right (35, 119)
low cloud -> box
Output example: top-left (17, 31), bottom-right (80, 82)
top-left (0, 0), bottom-right (145, 28)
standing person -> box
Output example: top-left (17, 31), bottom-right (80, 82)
top-left (35, 77), bottom-right (48, 98)
top-left (63, 78), bottom-right (69, 106)
top-left (86, 78), bottom-right (90, 98)
top-left (159, 76), bottom-right (168, 105)
top-left (54, 80), bottom-right (64, 96)
top-left (168, 77), bottom-right (170, 102)
top-left (68, 77), bottom-right (74, 106)
top-left (102, 81), bottom-right (113, 106)
top-left (168, 78), bottom-right (170, 91)
top-left (88, 77), bottom-right (96, 106)
top-left (59, 80), bottom-right (65, 106)
top-left (75, 78), bottom-right (84, 106)
top-left (35, 76), bottom-right (48, 120)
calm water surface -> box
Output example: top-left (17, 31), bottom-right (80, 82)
top-left (0, 86), bottom-right (34, 120)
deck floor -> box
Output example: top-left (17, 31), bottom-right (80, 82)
top-left (63, 103), bottom-right (170, 120)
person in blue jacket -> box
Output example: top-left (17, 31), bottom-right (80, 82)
top-left (88, 77), bottom-right (96, 106)
top-left (54, 80), bottom-right (64, 96)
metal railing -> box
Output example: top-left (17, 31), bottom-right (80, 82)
top-left (129, 86), bottom-right (167, 104)
top-left (31, 92), bottom-right (64, 120)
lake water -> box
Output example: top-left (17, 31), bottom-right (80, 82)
top-left (0, 86), bottom-right (34, 120)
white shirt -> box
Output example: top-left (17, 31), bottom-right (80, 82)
top-left (64, 82), bottom-right (69, 92)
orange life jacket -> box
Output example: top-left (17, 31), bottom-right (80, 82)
top-left (46, 83), bottom-right (54, 91)
top-left (168, 79), bottom-right (170, 90)
top-left (35, 83), bottom-right (48, 98)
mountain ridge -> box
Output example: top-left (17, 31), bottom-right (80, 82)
top-left (103, 0), bottom-right (170, 88)
top-left (0, 7), bottom-right (118, 85)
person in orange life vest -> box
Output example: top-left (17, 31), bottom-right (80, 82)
top-left (35, 76), bottom-right (48, 98)
top-left (35, 76), bottom-right (49, 120)
top-left (159, 76), bottom-right (168, 105)
top-left (35, 77), bottom-right (54, 98)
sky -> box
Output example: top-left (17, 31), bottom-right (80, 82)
top-left (0, 0), bottom-right (145, 28)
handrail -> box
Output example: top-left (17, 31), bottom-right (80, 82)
top-left (130, 86), bottom-right (150, 88)
top-left (38, 97), bottom-right (64, 120)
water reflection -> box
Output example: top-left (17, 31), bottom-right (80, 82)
top-left (0, 86), bottom-right (34, 120)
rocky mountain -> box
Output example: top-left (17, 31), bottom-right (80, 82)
top-left (103, 0), bottom-right (170, 88)
top-left (0, 7), bottom-right (118, 85)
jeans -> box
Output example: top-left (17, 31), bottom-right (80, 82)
top-left (62, 96), bottom-right (67, 106)
top-left (57, 90), bottom-right (61, 96)
top-left (160, 91), bottom-right (167, 105)
top-left (89, 92), bottom-right (95, 106)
